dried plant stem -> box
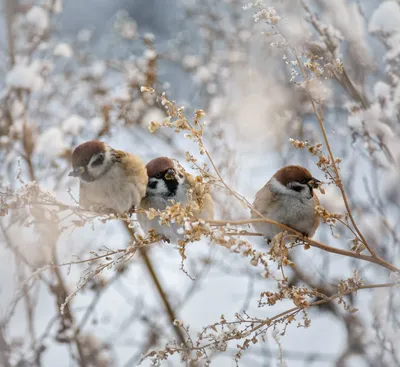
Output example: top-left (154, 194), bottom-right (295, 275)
top-left (20, 123), bottom-right (87, 365)
top-left (202, 135), bottom-right (393, 270)
top-left (302, 90), bottom-right (375, 257)
top-left (123, 223), bottom-right (187, 348)
top-left (76, 272), bottom-right (121, 335)
top-left (203, 144), bottom-right (392, 270)
top-left (276, 28), bottom-right (377, 258)
top-left (207, 218), bottom-right (399, 273)
top-left (51, 263), bottom-right (88, 366)
top-left (301, 0), bottom-right (370, 109)
top-left (3, 0), bottom-right (16, 66)
top-left (174, 281), bottom-right (396, 353)
top-left (0, 327), bottom-right (11, 367)
top-left (312, 105), bottom-right (376, 257)
top-left (18, 264), bottom-right (37, 349)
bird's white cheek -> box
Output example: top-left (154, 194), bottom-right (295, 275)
top-left (87, 165), bottom-right (105, 180)
top-left (147, 180), bottom-right (169, 196)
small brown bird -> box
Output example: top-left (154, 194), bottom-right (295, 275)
top-left (69, 140), bottom-right (148, 214)
top-left (251, 165), bottom-right (321, 241)
top-left (139, 157), bottom-right (214, 242)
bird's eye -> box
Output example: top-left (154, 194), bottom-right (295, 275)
top-left (91, 153), bottom-right (104, 166)
top-left (155, 172), bottom-right (162, 179)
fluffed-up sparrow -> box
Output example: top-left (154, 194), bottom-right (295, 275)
top-left (139, 156), bottom-right (214, 242)
top-left (251, 165), bottom-right (321, 241)
top-left (69, 140), bottom-right (148, 215)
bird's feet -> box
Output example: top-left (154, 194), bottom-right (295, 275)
top-left (128, 205), bottom-right (136, 218)
top-left (263, 236), bottom-right (272, 245)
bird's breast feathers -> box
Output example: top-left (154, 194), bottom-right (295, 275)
top-left (252, 183), bottom-right (319, 238)
top-left (80, 157), bottom-right (147, 213)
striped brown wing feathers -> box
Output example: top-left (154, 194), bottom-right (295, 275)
top-left (309, 191), bottom-right (320, 237)
top-left (114, 149), bottom-right (148, 197)
top-left (251, 182), bottom-right (280, 218)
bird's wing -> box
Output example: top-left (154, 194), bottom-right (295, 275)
top-left (116, 150), bottom-right (148, 200)
top-left (199, 193), bottom-right (214, 220)
top-left (308, 191), bottom-right (320, 237)
top-left (251, 182), bottom-right (280, 219)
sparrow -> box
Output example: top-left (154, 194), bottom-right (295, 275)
top-left (138, 157), bottom-right (214, 242)
top-left (251, 165), bottom-right (321, 242)
top-left (69, 140), bottom-right (148, 215)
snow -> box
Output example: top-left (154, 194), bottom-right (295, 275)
top-left (374, 81), bottom-right (391, 100)
top-left (87, 61), bottom-right (106, 78)
top-left (183, 55), bottom-right (201, 69)
top-left (359, 213), bottom-right (387, 246)
top-left (53, 43), bottom-right (73, 58)
top-left (45, 0), bottom-right (63, 14)
top-left (62, 115), bottom-right (85, 135)
top-left (116, 16), bottom-right (137, 40)
top-left (6, 64), bottom-right (44, 92)
top-left (144, 49), bottom-right (157, 60)
top-left (109, 85), bottom-right (131, 101)
top-left (143, 32), bottom-right (155, 42)
top-left (90, 117), bottom-right (104, 133)
top-left (10, 100), bottom-right (25, 119)
top-left (208, 97), bottom-right (224, 118)
top-left (348, 103), bottom-right (394, 143)
top-left (193, 66), bottom-right (212, 84)
top-left (305, 79), bottom-right (333, 103)
top-left (370, 120), bottom-right (394, 143)
top-left (322, 1), bottom-right (355, 40)
top-left (77, 28), bottom-right (93, 42)
top-left (385, 32), bottom-right (400, 60)
top-left (35, 127), bottom-right (67, 158)
top-left (318, 185), bottom-right (345, 215)
top-left (26, 6), bottom-right (50, 32)
top-left (347, 3), bottom-right (366, 42)
top-left (369, 1), bottom-right (400, 33)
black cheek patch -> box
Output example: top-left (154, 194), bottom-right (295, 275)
top-left (164, 178), bottom-right (178, 196)
top-left (148, 180), bottom-right (158, 189)
top-left (91, 155), bottom-right (104, 166)
top-left (291, 185), bottom-right (303, 192)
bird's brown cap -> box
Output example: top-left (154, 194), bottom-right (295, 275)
top-left (273, 165), bottom-right (314, 186)
top-left (71, 140), bottom-right (106, 168)
top-left (145, 157), bottom-right (175, 178)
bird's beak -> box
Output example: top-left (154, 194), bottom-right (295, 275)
top-left (68, 166), bottom-right (85, 177)
top-left (307, 178), bottom-right (321, 189)
top-left (164, 168), bottom-right (176, 181)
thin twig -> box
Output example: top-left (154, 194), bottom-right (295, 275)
top-left (173, 281), bottom-right (396, 353)
top-left (207, 218), bottom-right (398, 273)
top-left (3, 0), bottom-right (15, 66)
top-left (0, 327), bottom-right (11, 367)
top-left (274, 25), bottom-right (377, 257)
top-left (123, 222), bottom-right (187, 348)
